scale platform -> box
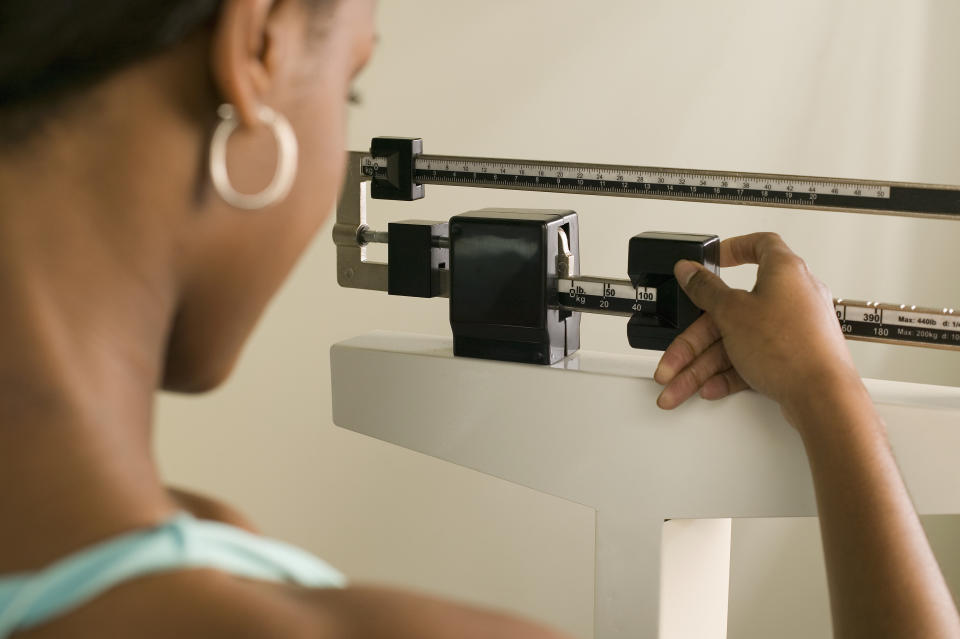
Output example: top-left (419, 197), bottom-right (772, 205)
top-left (331, 331), bottom-right (960, 639)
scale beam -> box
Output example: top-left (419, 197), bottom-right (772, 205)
top-left (361, 153), bottom-right (960, 220)
top-left (556, 277), bottom-right (960, 352)
top-left (335, 140), bottom-right (960, 358)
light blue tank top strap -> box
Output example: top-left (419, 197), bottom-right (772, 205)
top-left (0, 512), bottom-right (345, 637)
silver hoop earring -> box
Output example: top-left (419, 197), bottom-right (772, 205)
top-left (209, 103), bottom-right (299, 210)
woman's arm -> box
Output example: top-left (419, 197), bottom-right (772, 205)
top-left (790, 373), bottom-right (960, 638)
top-left (654, 233), bottom-right (960, 638)
top-left (301, 586), bottom-right (571, 639)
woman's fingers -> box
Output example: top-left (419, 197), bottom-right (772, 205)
top-left (717, 232), bottom-right (789, 268)
top-left (657, 340), bottom-right (732, 410)
top-left (699, 369), bottom-right (749, 401)
top-left (654, 313), bottom-right (722, 385)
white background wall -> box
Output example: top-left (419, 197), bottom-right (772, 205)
top-left (157, 1), bottom-right (960, 637)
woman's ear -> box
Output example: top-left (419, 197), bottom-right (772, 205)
top-left (210, 0), bottom-right (305, 126)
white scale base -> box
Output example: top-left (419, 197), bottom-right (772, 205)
top-left (331, 331), bottom-right (960, 639)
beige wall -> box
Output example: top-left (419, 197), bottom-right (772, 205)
top-left (156, 1), bottom-right (960, 637)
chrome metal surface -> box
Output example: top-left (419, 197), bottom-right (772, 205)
top-left (358, 227), bottom-right (390, 246)
top-left (556, 228), bottom-right (575, 279)
top-left (335, 152), bottom-right (387, 292)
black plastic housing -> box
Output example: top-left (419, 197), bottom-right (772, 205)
top-left (370, 137), bottom-right (425, 201)
top-left (449, 209), bottom-right (580, 365)
top-left (627, 232), bottom-right (719, 350)
top-left (387, 220), bottom-right (448, 298)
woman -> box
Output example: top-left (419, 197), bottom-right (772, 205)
top-left (0, 1), bottom-right (956, 637)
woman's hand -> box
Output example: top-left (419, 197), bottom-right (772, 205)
top-left (654, 232), bottom-right (861, 420)
top-left (654, 232), bottom-right (960, 638)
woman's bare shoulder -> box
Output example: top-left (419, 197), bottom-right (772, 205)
top-left (14, 569), bottom-right (314, 639)
top-left (15, 570), bottom-right (571, 639)
top-left (298, 585), bottom-right (571, 639)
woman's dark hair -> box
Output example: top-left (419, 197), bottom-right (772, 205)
top-left (0, 0), bottom-right (334, 144)
top-left (0, 2), bottom-right (222, 107)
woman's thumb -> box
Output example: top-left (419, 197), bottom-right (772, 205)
top-left (674, 260), bottom-right (730, 313)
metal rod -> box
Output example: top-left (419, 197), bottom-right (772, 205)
top-left (358, 227), bottom-right (450, 249)
top-left (358, 227), bottom-right (390, 246)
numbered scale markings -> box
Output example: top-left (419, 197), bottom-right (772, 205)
top-left (557, 277), bottom-right (655, 316)
top-left (836, 302), bottom-right (960, 350)
top-left (362, 155), bottom-right (960, 220)
top-left (556, 277), bottom-right (960, 352)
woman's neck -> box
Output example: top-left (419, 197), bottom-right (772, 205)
top-left (0, 111), bottom-right (189, 573)
top-left (0, 317), bottom-right (176, 574)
